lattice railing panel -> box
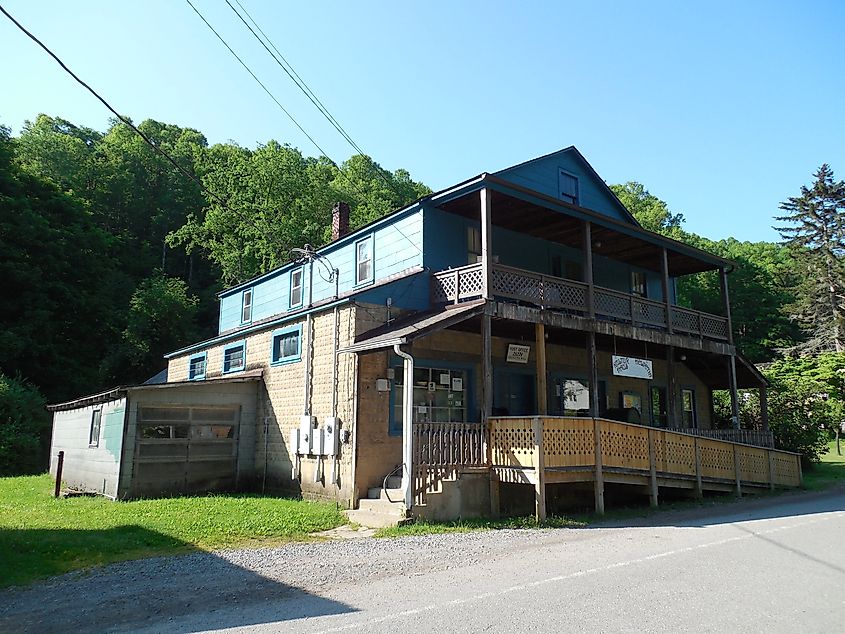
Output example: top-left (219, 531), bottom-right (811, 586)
top-left (701, 314), bottom-right (729, 340)
top-left (698, 439), bottom-right (735, 479)
top-left (671, 307), bottom-right (700, 334)
top-left (738, 446), bottom-right (769, 484)
top-left (489, 418), bottom-right (535, 468)
top-left (431, 275), bottom-right (453, 303)
top-left (600, 421), bottom-right (650, 470)
top-left (771, 453), bottom-right (801, 487)
top-left (634, 299), bottom-right (667, 327)
top-left (543, 278), bottom-right (587, 311)
top-left (491, 267), bottom-right (542, 303)
top-left (543, 418), bottom-right (594, 468)
top-left (656, 434), bottom-right (696, 475)
top-left (595, 289), bottom-right (631, 320)
top-left (458, 268), bottom-right (484, 299)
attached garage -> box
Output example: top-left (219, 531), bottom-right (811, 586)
top-left (49, 372), bottom-right (261, 499)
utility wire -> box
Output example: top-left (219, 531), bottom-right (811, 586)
top-left (0, 3), bottom-right (231, 210)
top-left (226, 0), bottom-right (366, 158)
top-left (185, 0), bottom-right (331, 159)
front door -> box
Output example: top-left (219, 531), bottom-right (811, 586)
top-left (494, 370), bottom-right (535, 416)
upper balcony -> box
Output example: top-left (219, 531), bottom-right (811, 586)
top-left (431, 262), bottom-right (730, 341)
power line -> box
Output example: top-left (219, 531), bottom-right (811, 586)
top-left (185, 0), bottom-right (331, 159)
top-left (226, 0), bottom-right (367, 158)
top-left (0, 2), bottom-right (230, 210)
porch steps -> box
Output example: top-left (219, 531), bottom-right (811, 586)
top-left (346, 497), bottom-right (407, 529)
top-left (367, 486), bottom-right (404, 501)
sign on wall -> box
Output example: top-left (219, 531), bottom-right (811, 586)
top-left (506, 344), bottom-right (531, 364)
top-left (612, 355), bottom-right (653, 380)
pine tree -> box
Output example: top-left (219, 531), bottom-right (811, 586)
top-left (776, 164), bottom-right (845, 352)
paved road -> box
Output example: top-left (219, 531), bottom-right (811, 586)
top-left (3, 490), bottom-right (844, 633)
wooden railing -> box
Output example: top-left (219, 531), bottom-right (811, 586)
top-left (412, 422), bottom-right (486, 506)
top-left (431, 263), bottom-right (729, 341)
top-left (488, 416), bottom-right (802, 518)
top-left (665, 427), bottom-right (774, 448)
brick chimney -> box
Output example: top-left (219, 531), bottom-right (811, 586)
top-left (332, 202), bottom-right (350, 241)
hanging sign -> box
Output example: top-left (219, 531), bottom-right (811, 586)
top-left (506, 344), bottom-right (531, 364)
top-left (612, 355), bottom-right (653, 380)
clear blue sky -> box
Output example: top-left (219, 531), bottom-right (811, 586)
top-left (2, 0), bottom-right (843, 242)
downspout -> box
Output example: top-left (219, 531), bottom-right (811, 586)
top-left (393, 343), bottom-right (414, 512)
top-left (304, 260), bottom-right (314, 416)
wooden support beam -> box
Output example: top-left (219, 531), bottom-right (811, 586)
top-left (760, 386), bottom-right (770, 432)
top-left (532, 416), bottom-right (547, 522)
top-left (648, 428), bottom-right (659, 507)
top-left (481, 313), bottom-right (493, 420)
top-left (728, 354), bottom-right (740, 430)
top-left (693, 436), bottom-right (703, 499)
top-left (582, 221), bottom-right (595, 318)
top-left (667, 346), bottom-right (678, 426)
top-left (768, 450), bottom-right (776, 491)
top-left (593, 417), bottom-right (605, 515)
top-left (535, 323), bottom-right (548, 415)
top-left (587, 331), bottom-right (600, 417)
top-left (661, 247), bottom-right (673, 334)
top-left (733, 444), bottom-right (742, 497)
top-left (719, 267), bottom-right (735, 345)
top-left (480, 188), bottom-right (493, 300)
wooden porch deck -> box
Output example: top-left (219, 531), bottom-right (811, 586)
top-left (487, 416), bottom-right (802, 519)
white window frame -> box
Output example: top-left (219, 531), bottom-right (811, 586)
top-left (241, 288), bottom-right (253, 324)
top-left (89, 409), bottom-right (102, 447)
top-left (355, 236), bottom-right (374, 285)
top-left (290, 267), bottom-right (304, 308)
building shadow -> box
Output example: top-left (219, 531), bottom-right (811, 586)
top-left (0, 526), bottom-right (356, 634)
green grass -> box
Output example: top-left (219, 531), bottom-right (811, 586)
top-left (374, 514), bottom-right (588, 538)
top-left (0, 474), bottom-right (346, 588)
top-left (802, 440), bottom-right (845, 490)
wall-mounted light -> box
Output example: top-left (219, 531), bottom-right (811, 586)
top-left (679, 354), bottom-right (687, 361)
top-left (594, 241), bottom-right (602, 249)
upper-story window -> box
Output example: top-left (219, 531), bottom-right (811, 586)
top-left (271, 325), bottom-right (302, 365)
top-left (467, 226), bottom-right (482, 264)
top-left (559, 169), bottom-right (579, 205)
top-left (290, 267), bottom-right (304, 308)
top-left (355, 236), bottom-right (374, 285)
top-left (241, 288), bottom-right (253, 323)
top-left (222, 341), bottom-right (246, 374)
top-left (188, 352), bottom-right (207, 380)
top-left (631, 271), bottom-right (647, 297)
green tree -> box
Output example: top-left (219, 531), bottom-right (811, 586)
top-left (610, 182), bottom-right (684, 234)
top-left (0, 373), bottom-right (50, 476)
top-left (776, 164), bottom-right (845, 353)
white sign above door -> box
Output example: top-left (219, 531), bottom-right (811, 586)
top-left (506, 344), bottom-right (531, 364)
top-left (612, 355), bottom-right (653, 380)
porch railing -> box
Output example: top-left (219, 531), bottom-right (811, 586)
top-left (431, 263), bottom-right (730, 341)
top-left (664, 427), bottom-right (774, 448)
top-left (412, 422), bottom-right (487, 506)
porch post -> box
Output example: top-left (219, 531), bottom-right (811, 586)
top-left (760, 385), bottom-right (770, 433)
top-left (481, 313), bottom-right (493, 419)
top-left (535, 323), bottom-right (548, 415)
top-left (720, 267), bottom-right (734, 345)
top-left (532, 416), bottom-right (547, 522)
top-left (667, 346), bottom-right (678, 426)
top-left (582, 221), bottom-right (595, 318)
top-left (728, 355), bottom-right (740, 430)
top-left (661, 248), bottom-right (673, 333)
top-left (481, 187), bottom-right (493, 300)
top-left (587, 331), bottom-right (600, 417)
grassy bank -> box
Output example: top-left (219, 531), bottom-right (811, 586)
top-left (0, 474), bottom-right (345, 588)
top-left (802, 440), bottom-right (845, 490)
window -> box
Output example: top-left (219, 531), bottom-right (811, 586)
top-left (241, 288), bottom-right (253, 323)
top-left (650, 386), bottom-right (667, 427)
top-left (271, 325), bottom-right (302, 365)
top-left (467, 226), bottom-right (482, 264)
top-left (559, 169), bottom-right (579, 205)
top-left (290, 267), bottom-right (304, 308)
top-left (355, 236), bottom-right (373, 285)
top-left (222, 341), bottom-right (246, 374)
top-left (631, 271), bottom-right (647, 297)
top-left (391, 365), bottom-right (470, 435)
top-left (89, 409), bottom-right (102, 447)
top-left (682, 388), bottom-right (697, 428)
top-left (138, 406), bottom-right (237, 440)
top-left (188, 352), bottom-right (207, 380)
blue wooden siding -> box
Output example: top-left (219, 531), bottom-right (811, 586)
top-left (218, 210), bottom-right (424, 333)
top-left (495, 148), bottom-right (632, 224)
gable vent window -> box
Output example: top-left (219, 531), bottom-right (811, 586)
top-left (241, 289), bottom-right (253, 323)
top-left (290, 267), bottom-right (304, 308)
top-left (559, 169), bottom-right (579, 206)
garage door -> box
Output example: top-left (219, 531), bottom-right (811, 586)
top-left (132, 405), bottom-right (240, 497)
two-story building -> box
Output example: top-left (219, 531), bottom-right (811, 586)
top-left (49, 147), bottom-right (801, 523)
